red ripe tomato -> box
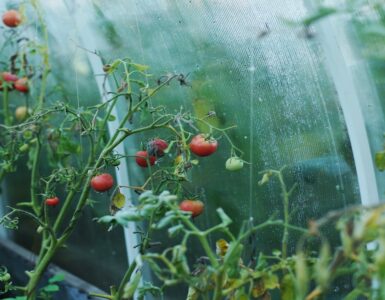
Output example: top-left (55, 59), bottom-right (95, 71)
top-left (45, 197), bottom-right (60, 207)
top-left (14, 77), bottom-right (28, 93)
top-left (2, 10), bottom-right (22, 28)
top-left (189, 134), bottom-right (218, 157)
top-left (135, 150), bottom-right (156, 167)
top-left (2, 72), bottom-right (18, 82)
top-left (90, 173), bottom-right (114, 192)
top-left (179, 200), bottom-right (204, 218)
top-left (148, 138), bottom-right (168, 157)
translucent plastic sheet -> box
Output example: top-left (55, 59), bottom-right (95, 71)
top-left (2, 0), bottom-right (373, 297)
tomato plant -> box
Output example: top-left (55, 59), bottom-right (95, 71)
top-left (179, 199), bottom-right (204, 217)
top-left (91, 173), bottom-right (114, 192)
top-left (2, 10), bottom-right (22, 27)
top-left (45, 197), bottom-right (60, 207)
top-left (189, 134), bottom-right (218, 157)
top-left (135, 150), bottom-right (156, 167)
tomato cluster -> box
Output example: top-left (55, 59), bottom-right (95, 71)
top-left (0, 11), bottom-right (29, 94)
top-left (0, 72), bottom-right (29, 92)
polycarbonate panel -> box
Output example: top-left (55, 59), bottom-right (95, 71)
top-left (55, 0), bottom-right (361, 298)
top-left (334, 4), bottom-right (385, 199)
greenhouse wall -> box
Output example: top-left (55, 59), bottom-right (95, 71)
top-left (1, 1), bottom-right (385, 299)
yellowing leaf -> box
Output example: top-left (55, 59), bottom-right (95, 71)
top-left (375, 151), bottom-right (385, 171)
top-left (252, 279), bottom-right (266, 298)
top-left (216, 239), bottom-right (229, 257)
top-left (110, 189), bottom-right (126, 215)
top-left (264, 273), bottom-right (279, 290)
top-left (186, 287), bottom-right (199, 300)
top-left (192, 98), bottom-right (220, 133)
top-left (174, 155), bottom-right (183, 165)
top-left (147, 88), bottom-right (156, 96)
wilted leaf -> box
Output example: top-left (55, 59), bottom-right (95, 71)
top-left (375, 151), bottom-right (385, 171)
top-left (216, 239), bottom-right (229, 257)
top-left (252, 278), bottom-right (266, 298)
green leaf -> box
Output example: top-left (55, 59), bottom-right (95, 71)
top-left (123, 270), bottom-right (142, 299)
top-left (224, 242), bottom-right (243, 277)
top-left (48, 273), bottom-right (65, 283)
top-left (256, 253), bottom-right (268, 270)
top-left (343, 288), bottom-right (365, 300)
top-left (131, 63), bottom-right (149, 72)
top-left (216, 208), bottom-right (232, 226)
top-left (137, 282), bottom-right (162, 298)
top-left (314, 243), bottom-right (331, 289)
top-left (98, 215), bottom-right (116, 224)
top-left (108, 114), bottom-right (116, 121)
top-left (168, 224), bottom-right (184, 237)
top-left (117, 209), bottom-right (143, 223)
top-left (155, 215), bottom-right (175, 229)
top-left (42, 284), bottom-right (60, 293)
top-left (281, 274), bottom-right (296, 300)
top-left (295, 252), bottom-right (309, 298)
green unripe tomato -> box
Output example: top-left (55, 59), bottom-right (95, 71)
top-left (15, 106), bottom-right (30, 121)
top-left (225, 157), bottom-right (244, 171)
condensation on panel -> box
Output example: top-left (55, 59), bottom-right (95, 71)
top-left (64, 0), bottom-right (360, 255)
top-left (1, 0), bottom-right (364, 296)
